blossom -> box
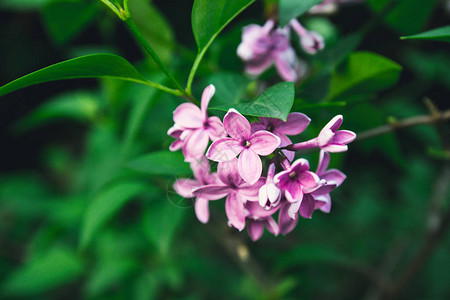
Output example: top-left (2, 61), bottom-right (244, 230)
top-left (288, 115), bottom-right (356, 153)
top-left (309, 0), bottom-right (364, 14)
top-left (245, 201), bottom-right (279, 241)
top-left (206, 109), bottom-right (280, 184)
top-left (168, 85), bottom-right (226, 162)
top-left (290, 19), bottom-right (325, 55)
top-left (258, 163), bottom-right (281, 209)
top-left (237, 20), bottom-right (303, 82)
top-left (173, 157), bottom-right (218, 223)
top-left (278, 202), bottom-right (298, 235)
top-left (252, 112), bottom-right (311, 161)
top-left (273, 158), bottom-right (320, 204)
top-left (311, 151), bottom-right (346, 213)
top-left (193, 158), bottom-right (264, 231)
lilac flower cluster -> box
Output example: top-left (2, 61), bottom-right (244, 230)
top-left (169, 85), bottom-right (356, 241)
top-left (237, 18), bottom-right (324, 82)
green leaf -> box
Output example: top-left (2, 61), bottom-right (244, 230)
top-left (80, 181), bottom-right (149, 249)
top-left (401, 25), bottom-right (450, 43)
top-left (192, 0), bottom-right (255, 51)
top-left (0, 54), bottom-right (150, 98)
top-left (128, 0), bottom-right (174, 67)
top-left (127, 151), bottom-right (192, 176)
top-left (143, 200), bottom-right (186, 255)
top-left (0, 0), bottom-right (52, 11)
top-left (327, 52), bottom-right (402, 101)
top-left (2, 247), bottom-right (83, 296)
top-left (14, 90), bottom-right (99, 132)
top-left (211, 82), bottom-right (295, 121)
top-left (367, 0), bottom-right (439, 35)
top-left (279, 0), bottom-right (322, 26)
top-left (42, 0), bottom-right (98, 44)
top-left (205, 72), bottom-right (250, 106)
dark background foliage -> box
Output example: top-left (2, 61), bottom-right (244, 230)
top-left (0, 0), bottom-right (449, 299)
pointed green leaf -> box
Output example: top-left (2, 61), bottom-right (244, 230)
top-left (0, 54), bottom-right (150, 98)
top-left (192, 0), bottom-right (255, 51)
top-left (401, 25), bottom-right (450, 43)
top-left (127, 151), bottom-right (191, 176)
top-left (211, 82), bottom-right (295, 121)
top-left (327, 52), bottom-right (402, 101)
top-left (42, 0), bottom-right (98, 44)
top-left (2, 247), bottom-right (83, 296)
top-left (80, 181), bottom-right (149, 249)
top-left (279, 0), bottom-right (322, 26)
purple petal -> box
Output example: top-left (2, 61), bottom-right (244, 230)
top-left (311, 183), bottom-right (337, 196)
top-left (249, 130), bottom-right (280, 156)
top-left (315, 194), bottom-right (331, 213)
top-left (278, 134), bottom-right (295, 162)
top-left (299, 194), bottom-right (315, 219)
top-left (317, 129), bottom-right (334, 147)
top-left (195, 198), bottom-right (210, 224)
top-left (316, 150), bottom-right (330, 175)
top-left (206, 116), bottom-right (226, 141)
top-left (238, 149), bottom-right (262, 184)
top-left (321, 144), bottom-right (348, 153)
top-left (264, 217), bottom-right (279, 236)
top-left (182, 129), bottom-right (210, 162)
top-left (218, 158), bottom-right (242, 187)
top-left (299, 171), bottom-right (320, 189)
top-left (247, 221), bottom-right (264, 241)
top-left (193, 184), bottom-right (229, 200)
top-left (200, 85), bottom-right (215, 117)
top-left (274, 47), bottom-right (298, 82)
top-left (226, 193), bottom-right (246, 231)
top-left (190, 156), bottom-right (211, 184)
top-left (206, 138), bottom-right (243, 162)
top-left (291, 158), bottom-right (310, 173)
top-left (285, 180), bottom-right (303, 203)
top-left (173, 103), bottom-right (203, 128)
top-left (246, 201), bottom-right (278, 218)
top-left (276, 113), bottom-right (311, 135)
top-left (173, 179), bottom-right (200, 198)
top-left (250, 121), bottom-right (266, 134)
top-left (323, 115), bottom-right (343, 132)
top-left (246, 55), bottom-right (274, 76)
top-left (278, 203), bottom-right (298, 235)
top-left (332, 130), bottom-right (356, 145)
top-left (223, 109), bottom-right (251, 140)
top-left (239, 178), bottom-right (265, 202)
top-left (322, 169), bottom-right (346, 186)
top-left (169, 139), bottom-right (183, 151)
top-left (288, 201), bottom-right (301, 219)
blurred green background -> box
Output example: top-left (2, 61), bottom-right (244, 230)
top-left (0, 0), bottom-right (449, 299)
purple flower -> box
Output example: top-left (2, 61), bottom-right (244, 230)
top-left (288, 115), bottom-right (356, 153)
top-left (252, 112), bottom-right (311, 161)
top-left (169, 85), bottom-right (226, 162)
top-left (258, 163), bottom-right (281, 208)
top-left (245, 201), bottom-right (279, 241)
top-left (237, 20), bottom-right (303, 82)
top-left (290, 19), bottom-right (325, 55)
top-left (278, 202), bottom-right (298, 235)
top-left (311, 151), bottom-right (346, 213)
top-left (193, 158), bottom-right (264, 231)
top-left (173, 157), bottom-right (218, 224)
top-left (206, 109), bottom-right (280, 184)
top-left (273, 158), bottom-right (320, 205)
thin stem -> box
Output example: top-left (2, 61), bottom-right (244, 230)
top-left (99, 0), bottom-right (123, 19)
top-left (186, 50), bottom-right (205, 96)
top-left (355, 109), bottom-right (450, 141)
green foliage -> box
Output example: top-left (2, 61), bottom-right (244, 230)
top-left (0, 54), bottom-right (152, 98)
top-left (211, 82), bottom-right (295, 121)
top-left (278, 0), bottom-right (322, 26)
top-left (327, 51), bottom-right (402, 101)
top-left (367, 0), bottom-right (439, 35)
top-left (80, 181), bottom-right (151, 249)
top-left (192, 0), bottom-right (256, 51)
top-left (127, 151), bottom-right (192, 176)
top-left (401, 25), bottom-right (450, 43)
top-left (2, 247), bottom-right (84, 296)
top-left (42, 0), bottom-right (98, 44)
